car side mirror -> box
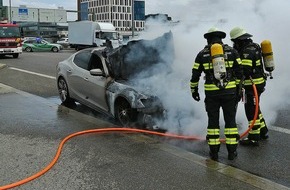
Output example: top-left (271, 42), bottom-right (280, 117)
top-left (90, 68), bottom-right (105, 77)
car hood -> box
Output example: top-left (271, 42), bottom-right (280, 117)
top-left (111, 80), bottom-right (155, 96)
top-left (105, 31), bottom-right (174, 80)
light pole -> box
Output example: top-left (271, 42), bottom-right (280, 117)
top-left (9, 0), bottom-right (12, 23)
top-left (131, 0), bottom-right (135, 38)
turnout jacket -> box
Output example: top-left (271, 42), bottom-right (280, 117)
top-left (236, 40), bottom-right (266, 93)
top-left (191, 43), bottom-right (243, 96)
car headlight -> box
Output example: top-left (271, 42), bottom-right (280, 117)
top-left (139, 96), bottom-right (163, 111)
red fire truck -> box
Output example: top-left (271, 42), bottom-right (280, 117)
top-left (0, 23), bottom-right (22, 58)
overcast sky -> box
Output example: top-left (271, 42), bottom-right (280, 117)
top-left (2, 0), bottom-right (192, 21)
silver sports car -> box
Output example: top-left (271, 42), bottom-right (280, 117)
top-left (56, 32), bottom-right (174, 129)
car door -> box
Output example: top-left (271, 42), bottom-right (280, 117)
top-left (82, 52), bottom-right (109, 112)
top-left (23, 40), bottom-right (35, 51)
top-left (68, 50), bottom-right (92, 102)
top-left (36, 40), bottom-right (52, 51)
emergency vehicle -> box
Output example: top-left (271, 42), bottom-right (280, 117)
top-left (0, 22), bottom-right (22, 58)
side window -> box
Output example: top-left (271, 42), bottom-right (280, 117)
top-left (73, 51), bottom-right (92, 70)
top-left (89, 53), bottom-right (104, 71)
top-left (95, 32), bottom-right (99, 38)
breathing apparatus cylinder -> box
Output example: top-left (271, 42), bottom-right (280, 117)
top-left (261, 40), bottom-right (275, 79)
top-left (211, 43), bottom-right (226, 81)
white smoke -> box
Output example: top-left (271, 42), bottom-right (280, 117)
top-left (134, 0), bottom-right (288, 136)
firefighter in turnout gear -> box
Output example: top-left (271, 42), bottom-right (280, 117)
top-left (191, 27), bottom-right (243, 160)
top-left (230, 27), bottom-right (269, 146)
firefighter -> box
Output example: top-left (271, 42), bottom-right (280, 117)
top-left (230, 27), bottom-right (269, 146)
top-left (191, 27), bottom-right (243, 160)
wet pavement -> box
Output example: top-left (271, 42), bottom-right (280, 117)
top-left (0, 83), bottom-right (289, 190)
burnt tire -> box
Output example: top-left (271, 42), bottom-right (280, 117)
top-left (115, 99), bottom-right (138, 127)
top-left (57, 77), bottom-right (74, 106)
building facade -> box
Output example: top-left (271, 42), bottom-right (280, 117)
top-left (0, 4), bottom-right (69, 41)
top-left (79, 0), bottom-right (145, 32)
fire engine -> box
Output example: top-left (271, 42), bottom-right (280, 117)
top-left (0, 22), bottom-right (22, 58)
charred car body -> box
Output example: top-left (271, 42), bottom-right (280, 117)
top-left (56, 32), bottom-right (174, 129)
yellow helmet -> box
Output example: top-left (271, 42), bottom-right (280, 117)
top-left (230, 27), bottom-right (252, 40)
top-left (204, 27), bottom-right (226, 39)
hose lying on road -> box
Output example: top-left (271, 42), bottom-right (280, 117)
top-left (0, 84), bottom-right (258, 190)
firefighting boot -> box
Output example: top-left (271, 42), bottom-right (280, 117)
top-left (260, 127), bottom-right (269, 140)
top-left (228, 151), bottom-right (238, 160)
top-left (260, 133), bottom-right (269, 140)
top-left (209, 145), bottom-right (220, 161)
top-left (227, 144), bottom-right (238, 160)
top-left (239, 137), bottom-right (259, 146)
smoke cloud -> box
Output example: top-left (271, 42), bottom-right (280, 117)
top-left (131, 0), bottom-right (289, 137)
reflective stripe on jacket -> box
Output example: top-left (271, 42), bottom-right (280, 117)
top-left (190, 44), bottom-right (243, 96)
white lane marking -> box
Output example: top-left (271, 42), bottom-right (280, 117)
top-left (9, 67), bottom-right (56, 80)
top-left (271, 125), bottom-right (290, 135)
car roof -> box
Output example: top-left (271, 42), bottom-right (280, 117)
top-left (77, 47), bottom-right (106, 54)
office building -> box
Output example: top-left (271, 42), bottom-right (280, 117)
top-left (78, 0), bottom-right (145, 32)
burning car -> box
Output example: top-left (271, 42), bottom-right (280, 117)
top-left (56, 32), bottom-right (174, 129)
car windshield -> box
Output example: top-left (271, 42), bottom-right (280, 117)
top-left (0, 26), bottom-right (21, 37)
top-left (40, 40), bottom-right (49, 44)
top-left (59, 38), bottom-right (67, 41)
top-left (100, 32), bottom-right (118, 40)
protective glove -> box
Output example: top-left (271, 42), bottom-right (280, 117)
top-left (236, 86), bottom-right (245, 103)
top-left (192, 92), bottom-right (200, 102)
top-left (191, 87), bottom-right (200, 102)
top-left (236, 87), bottom-right (242, 102)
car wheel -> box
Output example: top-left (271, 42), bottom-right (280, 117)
top-left (57, 77), bottom-right (74, 105)
top-left (115, 99), bottom-right (138, 127)
top-left (52, 47), bottom-right (59, 52)
top-left (25, 47), bottom-right (32, 52)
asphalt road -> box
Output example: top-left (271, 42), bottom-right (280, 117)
top-left (0, 51), bottom-right (289, 189)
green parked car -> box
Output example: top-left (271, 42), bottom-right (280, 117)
top-left (22, 39), bottom-right (63, 52)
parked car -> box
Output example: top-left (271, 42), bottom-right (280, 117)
top-left (56, 32), bottom-right (174, 128)
top-left (22, 39), bottom-right (63, 52)
top-left (56, 37), bottom-right (69, 47)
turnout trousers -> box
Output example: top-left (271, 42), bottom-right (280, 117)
top-left (205, 94), bottom-right (239, 154)
top-left (244, 91), bottom-right (268, 141)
